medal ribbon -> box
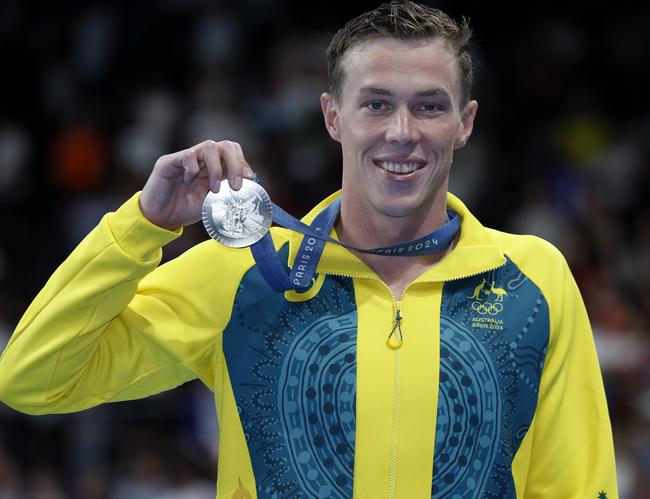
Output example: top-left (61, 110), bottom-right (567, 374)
top-left (250, 197), bottom-right (460, 292)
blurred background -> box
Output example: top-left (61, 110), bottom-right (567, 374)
top-left (0, 0), bottom-right (649, 497)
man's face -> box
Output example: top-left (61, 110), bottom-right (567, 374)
top-left (321, 37), bottom-right (478, 219)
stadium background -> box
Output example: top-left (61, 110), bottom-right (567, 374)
top-left (0, 0), bottom-right (649, 497)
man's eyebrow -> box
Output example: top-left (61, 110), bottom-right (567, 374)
top-left (415, 88), bottom-right (451, 98)
top-left (356, 86), bottom-right (452, 98)
top-left (357, 87), bottom-right (393, 96)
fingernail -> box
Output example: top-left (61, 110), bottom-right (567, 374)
top-left (211, 179), bottom-right (221, 192)
top-left (233, 176), bottom-right (242, 190)
top-left (244, 167), bottom-right (254, 178)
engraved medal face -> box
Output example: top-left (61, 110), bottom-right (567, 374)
top-left (202, 179), bottom-right (272, 248)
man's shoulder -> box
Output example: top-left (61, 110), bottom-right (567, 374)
top-left (485, 227), bottom-right (565, 264)
top-left (483, 227), bottom-right (571, 293)
top-left (450, 193), bottom-right (566, 272)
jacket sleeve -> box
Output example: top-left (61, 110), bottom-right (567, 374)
top-left (0, 193), bottom-right (237, 415)
top-left (517, 256), bottom-right (618, 498)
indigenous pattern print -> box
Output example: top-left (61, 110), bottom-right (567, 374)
top-left (223, 260), bottom-right (357, 499)
top-left (432, 258), bottom-right (550, 498)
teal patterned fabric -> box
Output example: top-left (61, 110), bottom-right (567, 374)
top-left (223, 247), bottom-right (358, 498)
top-left (432, 258), bottom-right (549, 498)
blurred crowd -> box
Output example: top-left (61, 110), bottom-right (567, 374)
top-left (0, 1), bottom-right (649, 498)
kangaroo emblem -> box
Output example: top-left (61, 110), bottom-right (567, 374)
top-left (489, 281), bottom-right (507, 301)
top-left (468, 278), bottom-right (487, 300)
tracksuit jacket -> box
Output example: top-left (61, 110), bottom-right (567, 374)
top-left (0, 191), bottom-right (618, 498)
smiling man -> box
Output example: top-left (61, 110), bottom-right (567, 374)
top-left (0, 1), bottom-right (618, 498)
top-left (322, 34), bottom-right (477, 298)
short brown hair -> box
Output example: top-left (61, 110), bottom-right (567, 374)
top-left (326, 0), bottom-right (474, 106)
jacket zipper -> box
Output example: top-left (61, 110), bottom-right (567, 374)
top-left (388, 334), bottom-right (401, 498)
top-left (320, 261), bottom-right (506, 498)
top-left (387, 300), bottom-right (403, 349)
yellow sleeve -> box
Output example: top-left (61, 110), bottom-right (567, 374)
top-left (0, 193), bottom-right (248, 415)
top-left (514, 252), bottom-right (618, 498)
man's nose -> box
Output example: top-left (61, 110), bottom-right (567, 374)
top-left (385, 108), bottom-right (420, 145)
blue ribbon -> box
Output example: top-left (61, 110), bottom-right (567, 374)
top-left (251, 197), bottom-right (460, 292)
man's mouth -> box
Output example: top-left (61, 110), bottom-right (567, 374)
top-left (374, 160), bottom-right (425, 175)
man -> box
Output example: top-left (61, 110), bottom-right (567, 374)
top-left (0, 1), bottom-right (618, 498)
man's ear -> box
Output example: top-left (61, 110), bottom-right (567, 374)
top-left (454, 99), bottom-right (478, 150)
top-left (320, 92), bottom-right (341, 142)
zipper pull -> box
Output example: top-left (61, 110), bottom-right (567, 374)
top-left (387, 302), bottom-right (403, 349)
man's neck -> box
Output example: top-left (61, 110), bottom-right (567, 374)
top-left (334, 189), bottom-right (451, 295)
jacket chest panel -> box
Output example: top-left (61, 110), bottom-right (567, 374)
top-left (223, 268), bottom-right (358, 498)
top-left (432, 259), bottom-right (550, 498)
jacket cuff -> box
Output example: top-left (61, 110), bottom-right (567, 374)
top-left (107, 192), bottom-right (183, 262)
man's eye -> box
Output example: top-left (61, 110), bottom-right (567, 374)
top-left (366, 101), bottom-right (385, 111)
top-left (420, 103), bottom-right (439, 112)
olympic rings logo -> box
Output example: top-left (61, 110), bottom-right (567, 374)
top-left (471, 301), bottom-right (503, 315)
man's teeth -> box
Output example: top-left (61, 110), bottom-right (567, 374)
top-left (378, 161), bottom-right (419, 174)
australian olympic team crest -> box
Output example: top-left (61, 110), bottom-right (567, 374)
top-left (467, 278), bottom-right (509, 331)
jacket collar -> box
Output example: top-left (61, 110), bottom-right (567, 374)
top-left (287, 191), bottom-right (506, 283)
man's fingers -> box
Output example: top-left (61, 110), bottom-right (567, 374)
top-left (222, 141), bottom-right (242, 190)
top-left (237, 143), bottom-right (255, 179)
top-left (221, 141), bottom-right (254, 190)
top-left (181, 148), bottom-right (200, 186)
top-left (200, 141), bottom-right (224, 193)
top-left (157, 140), bottom-right (254, 191)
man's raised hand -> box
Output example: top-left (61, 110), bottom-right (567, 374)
top-left (139, 140), bottom-right (255, 231)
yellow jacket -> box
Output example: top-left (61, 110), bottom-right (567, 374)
top-left (0, 191), bottom-right (618, 498)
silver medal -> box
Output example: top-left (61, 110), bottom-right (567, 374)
top-left (202, 179), bottom-right (273, 248)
